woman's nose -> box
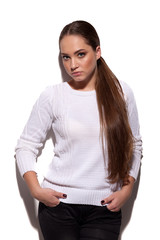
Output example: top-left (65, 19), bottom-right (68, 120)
top-left (70, 58), bottom-right (78, 71)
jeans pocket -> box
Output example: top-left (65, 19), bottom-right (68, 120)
top-left (103, 205), bottom-right (122, 216)
top-left (47, 201), bottom-right (62, 209)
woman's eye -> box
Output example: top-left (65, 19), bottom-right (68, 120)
top-left (78, 52), bottom-right (85, 58)
top-left (62, 56), bottom-right (70, 61)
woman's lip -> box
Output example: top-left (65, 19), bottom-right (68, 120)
top-left (72, 71), bottom-right (82, 76)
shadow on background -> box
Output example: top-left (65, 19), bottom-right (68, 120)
top-left (119, 170), bottom-right (141, 240)
top-left (16, 163), bottom-right (44, 240)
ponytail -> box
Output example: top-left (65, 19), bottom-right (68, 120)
top-left (95, 57), bottom-right (134, 184)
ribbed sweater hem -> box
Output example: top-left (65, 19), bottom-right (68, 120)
top-left (41, 179), bottom-right (117, 207)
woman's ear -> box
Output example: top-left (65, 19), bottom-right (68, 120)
top-left (96, 46), bottom-right (101, 60)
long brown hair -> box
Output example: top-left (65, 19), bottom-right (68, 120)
top-left (59, 20), bottom-right (134, 184)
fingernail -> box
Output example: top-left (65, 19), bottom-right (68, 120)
top-left (63, 194), bottom-right (67, 198)
top-left (101, 200), bottom-right (105, 205)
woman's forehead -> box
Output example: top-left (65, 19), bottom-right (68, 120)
top-left (60, 35), bottom-right (91, 53)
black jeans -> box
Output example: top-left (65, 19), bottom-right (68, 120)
top-left (38, 202), bottom-right (122, 240)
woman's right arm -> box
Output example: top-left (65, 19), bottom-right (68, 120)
top-left (16, 87), bottom-right (67, 206)
top-left (23, 171), bottom-right (67, 207)
top-left (16, 87), bottom-right (54, 177)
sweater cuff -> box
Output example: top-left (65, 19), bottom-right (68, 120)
top-left (129, 154), bottom-right (141, 181)
top-left (16, 150), bottom-right (37, 177)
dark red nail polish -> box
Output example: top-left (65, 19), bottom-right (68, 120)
top-left (63, 194), bottom-right (67, 198)
top-left (101, 200), bottom-right (105, 205)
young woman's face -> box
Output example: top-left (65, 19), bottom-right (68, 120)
top-left (60, 35), bottom-right (101, 84)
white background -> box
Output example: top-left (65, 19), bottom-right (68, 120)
top-left (0, 0), bottom-right (160, 239)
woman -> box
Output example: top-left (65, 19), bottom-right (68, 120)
top-left (15, 20), bottom-right (142, 240)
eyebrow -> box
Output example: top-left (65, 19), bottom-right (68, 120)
top-left (61, 49), bottom-right (86, 56)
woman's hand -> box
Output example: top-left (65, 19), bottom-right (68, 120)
top-left (101, 189), bottom-right (130, 212)
top-left (23, 171), bottom-right (67, 207)
top-left (101, 176), bottom-right (135, 212)
top-left (33, 187), bottom-right (67, 207)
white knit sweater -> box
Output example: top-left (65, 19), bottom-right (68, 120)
top-left (15, 80), bottom-right (142, 206)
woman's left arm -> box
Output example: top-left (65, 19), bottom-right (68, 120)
top-left (101, 83), bottom-right (142, 211)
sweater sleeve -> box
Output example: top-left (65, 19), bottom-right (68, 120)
top-left (15, 87), bottom-right (54, 177)
top-left (124, 83), bottom-right (142, 180)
